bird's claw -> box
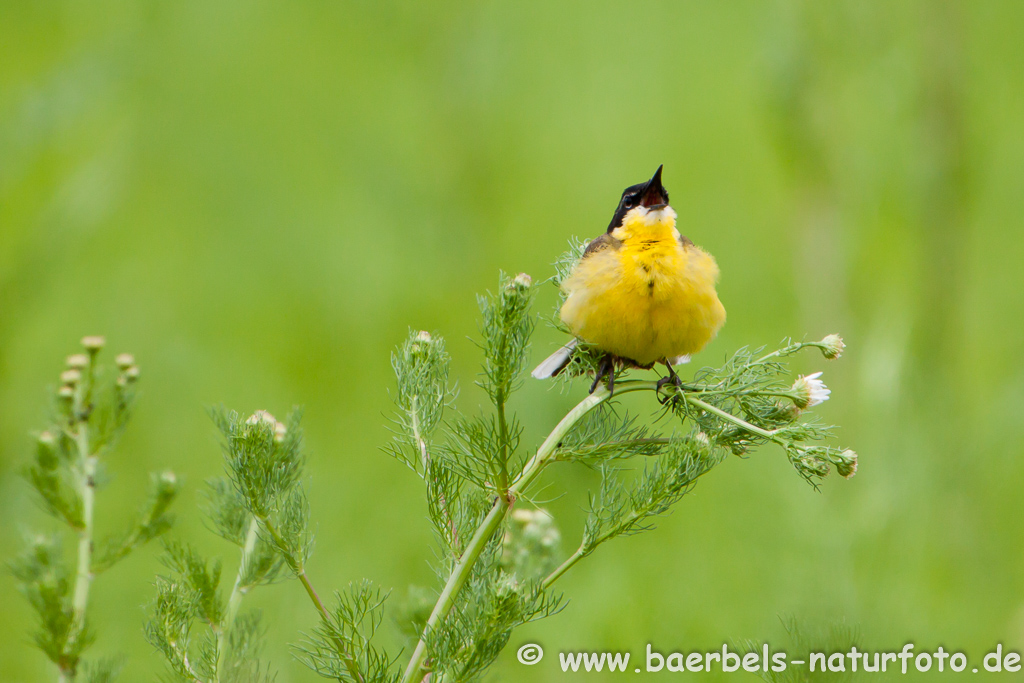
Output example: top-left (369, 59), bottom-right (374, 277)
top-left (656, 372), bottom-right (683, 404)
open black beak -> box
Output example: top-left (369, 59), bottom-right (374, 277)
top-left (640, 164), bottom-right (668, 209)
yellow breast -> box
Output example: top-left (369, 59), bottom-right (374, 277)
top-left (559, 208), bottom-right (726, 366)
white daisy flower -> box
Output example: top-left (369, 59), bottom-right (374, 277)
top-left (791, 371), bottom-right (830, 408)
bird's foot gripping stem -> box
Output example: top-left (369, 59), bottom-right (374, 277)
top-left (589, 355), bottom-right (616, 395)
top-left (656, 361), bottom-right (683, 404)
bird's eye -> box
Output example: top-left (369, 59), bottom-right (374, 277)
top-left (623, 195), bottom-right (637, 208)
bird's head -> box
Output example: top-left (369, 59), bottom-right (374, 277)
top-left (607, 165), bottom-right (676, 238)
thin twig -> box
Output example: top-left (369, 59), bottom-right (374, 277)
top-left (260, 517), bottom-right (365, 683)
top-left (215, 517), bottom-right (259, 680)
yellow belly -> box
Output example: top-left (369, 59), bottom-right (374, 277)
top-left (559, 240), bottom-right (726, 366)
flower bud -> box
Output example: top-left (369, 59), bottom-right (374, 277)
top-left (796, 454), bottom-right (830, 479)
top-left (115, 353), bottom-right (136, 370)
top-left (246, 410), bottom-right (277, 427)
top-left (57, 385), bottom-right (75, 401)
top-left (790, 371), bottom-right (830, 409)
top-left (819, 334), bottom-right (845, 360)
top-left (157, 470), bottom-right (179, 496)
top-left (65, 354), bottom-right (89, 369)
top-left (502, 507), bottom-right (560, 578)
top-left (512, 272), bottom-right (533, 288)
top-left (408, 331), bottom-right (433, 357)
top-left (81, 336), bottom-right (106, 353)
top-left (767, 401), bottom-right (802, 423)
top-left (123, 366), bottom-right (141, 382)
top-left (730, 441), bottom-right (750, 456)
top-left (36, 431), bottom-right (59, 469)
top-left (274, 421), bottom-right (287, 443)
top-left (60, 369), bottom-right (82, 385)
top-left (834, 449), bottom-right (858, 479)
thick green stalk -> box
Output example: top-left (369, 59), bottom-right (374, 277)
top-left (62, 422), bottom-right (95, 683)
top-left (400, 382), bottom-right (657, 683)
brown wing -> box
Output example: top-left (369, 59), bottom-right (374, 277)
top-left (582, 233), bottom-right (622, 258)
top-left (678, 234), bottom-right (694, 248)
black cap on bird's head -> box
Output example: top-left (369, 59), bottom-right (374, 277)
top-left (607, 165), bottom-right (670, 232)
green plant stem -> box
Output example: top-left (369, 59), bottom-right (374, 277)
top-left (401, 499), bottom-right (508, 683)
top-left (62, 421), bottom-right (95, 683)
top-left (684, 395), bottom-right (780, 439)
top-left (401, 381), bottom-right (657, 683)
top-left (540, 547), bottom-right (585, 590)
top-left (495, 399), bottom-right (510, 497)
top-left (543, 392), bottom-right (780, 591)
top-left (554, 436), bottom-right (673, 461)
top-left (215, 517), bottom-right (259, 681)
top-left (541, 464), bottom-right (719, 590)
top-left (260, 516), bottom-right (364, 683)
top-left (412, 397), bottom-right (459, 550)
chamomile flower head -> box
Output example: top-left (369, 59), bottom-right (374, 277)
top-left (60, 369), bottom-right (82, 385)
top-left (834, 449), bottom-right (858, 479)
top-left (791, 371), bottom-right (830, 409)
top-left (819, 334), bottom-right (846, 360)
top-left (512, 272), bottom-right (533, 288)
top-left (247, 410), bottom-right (277, 427)
top-left (81, 336), bottom-right (106, 352)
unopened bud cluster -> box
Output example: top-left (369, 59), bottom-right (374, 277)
top-left (501, 508), bottom-right (561, 582)
top-left (115, 353), bottom-right (141, 389)
top-left (54, 337), bottom-right (141, 407)
top-left (246, 409), bottom-right (288, 442)
top-left (500, 272), bottom-right (533, 308)
top-left (789, 446), bottom-right (859, 481)
top-left (406, 330), bottom-right (437, 361)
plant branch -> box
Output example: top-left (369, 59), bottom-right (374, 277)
top-left (495, 398), bottom-right (511, 497)
top-left (64, 420), bottom-right (95, 683)
top-left (260, 516), bottom-right (365, 683)
top-left (412, 397), bottom-right (459, 551)
top-left (684, 395), bottom-right (780, 440)
top-left (215, 517), bottom-right (259, 681)
top-left (401, 382), bottom-right (655, 683)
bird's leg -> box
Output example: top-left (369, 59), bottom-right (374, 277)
top-left (606, 359), bottom-right (616, 395)
top-left (656, 360), bottom-right (683, 402)
top-left (664, 361), bottom-right (682, 387)
top-left (590, 355), bottom-right (612, 394)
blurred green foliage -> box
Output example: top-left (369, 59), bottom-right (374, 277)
top-left (2, 1), bottom-right (1023, 681)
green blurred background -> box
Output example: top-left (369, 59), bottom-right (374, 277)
top-left (3, 1), bottom-right (1023, 680)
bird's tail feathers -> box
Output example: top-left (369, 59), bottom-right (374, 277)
top-left (531, 339), bottom-right (579, 379)
top-left (668, 354), bottom-right (691, 366)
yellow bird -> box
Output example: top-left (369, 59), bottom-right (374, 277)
top-left (533, 165), bottom-right (726, 393)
